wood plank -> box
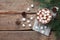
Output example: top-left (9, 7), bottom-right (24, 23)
top-left (0, 13), bottom-right (36, 30)
top-left (0, 31), bottom-right (55, 40)
top-left (0, 0), bottom-right (39, 12)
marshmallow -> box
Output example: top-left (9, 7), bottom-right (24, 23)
top-left (47, 10), bottom-right (50, 13)
top-left (27, 20), bottom-right (30, 23)
top-left (35, 26), bottom-right (38, 29)
top-left (37, 16), bottom-right (39, 19)
top-left (37, 8), bottom-right (52, 24)
top-left (42, 9), bottom-right (45, 12)
top-left (28, 24), bottom-right (32, 27)
top-left (39, 15), bottom-right (42, 17)
top-left (40, 17), bottom-right (43, 20)
top-left (22, 24), bottom-right (25, 27)
top-left (42, 12), bottom-right (45, 15)
top-left (41, 30), bottom-right (45, 34)
top-left (47, 13), bottom-right (50, 16)
top-left (45, 11), bottom-right (47, 13)
top-left (40, 26), bottom-right (44, 30)
top-left (39, 10), bottom-right (41, 13)
top-left (48, 16), bottom-right (52, 18)
top-left (44, 17), bottom-right (46, 19)
top-left (31, 4), bottom-right (34, 8)
top-left (22, 18), bottom-right (26, 21)
top-left (30, 17), bottom-right (34, 20)
top-left (27, 8), bottom-right (30, 11)
top-left (47, 18), bottom-right (51, 21)
top-left (44, 26), bottom-right (47, 29)
top-left (37, 13), bottom-right (39, 15)
top-left (39, 19), bottom-right (41, 22)
top-left (43, 14), bottom-right (47, 16)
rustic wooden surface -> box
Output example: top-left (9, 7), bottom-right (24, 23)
top-left (0, 0), bottom-right (39, 13)
top-left (0, 31), bottom-right (55, 40)
top-left (0, 13), bottom-right (36, 30)
top-left (0, 0), bottom-right (56, 40)
top-left (0, 13), bottom-right (56, 40)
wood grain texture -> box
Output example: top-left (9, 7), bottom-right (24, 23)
top-left (0, 13), bottom-right (36, 30)
top-left (0, 0), bottom-right (39, 13)
top-left (0, 31), bottom-right (55, 40)
top-left (0, 0), bottom-right (56, 40)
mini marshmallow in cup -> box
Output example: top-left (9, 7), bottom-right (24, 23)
top-left (44, 26), bottom-right (47, 29)
top-left (37, 16), bottom-right (39, 19)
top-left (41, 30), bottom-right (45, 34)
top-left (40, 26), bottom-right (44, 30)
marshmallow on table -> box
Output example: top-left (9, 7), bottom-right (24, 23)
top-left (28, 24), bottom-right (32, 27)
top-left (37, 13), bottom-right (40, 15)
top-left (27, 8), bottom-right (30, 11)
top-left (37, 16), bottom-right (39, 19)
top-left (30, 17), bottom-right (34, 20)
top-left (44, 17), bottom-right (46, 19)
top-left (22, 24), bottom-right (25, 27)
top-left (39, 10), bottom-right (41, 13)
top-left (22, 18), bottom-right (26, 21)
top-left (42, 9), bottom-right (45, 12)
top-left (31, 4), bottom-right (34, 8)
top-left (27, 20), bottom-right (30, 23)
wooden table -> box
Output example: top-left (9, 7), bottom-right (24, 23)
top-left (0, 12), bottom-right (55, 40)
top-left (0, 0), bottom-right (56, 40)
